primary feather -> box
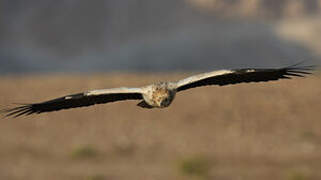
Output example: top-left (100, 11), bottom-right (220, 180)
top-left (3, 88), bottom-right (143, 118)
top-left (176, 65), bottom-right (314, 91)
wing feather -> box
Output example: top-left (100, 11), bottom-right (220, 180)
top-left (2, 88), bottom-right (143, 117)
top-left (176, 65), bottom-right (315, 92)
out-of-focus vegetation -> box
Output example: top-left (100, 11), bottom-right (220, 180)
top-left (179, 156), bottom-right (212, 178)
top-left (71, 145), bottom-right (99, 160)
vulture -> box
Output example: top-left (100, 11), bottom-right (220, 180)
top-left (1, 63), bottom-right (315, 118)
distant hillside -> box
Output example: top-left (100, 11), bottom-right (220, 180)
top-left (0, 1), bottom-right (319, 74)
top-left (188, 0), bottom-right (321, 18)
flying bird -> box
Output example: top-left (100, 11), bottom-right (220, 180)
top-left (1, 64), bottom-right (315, 118)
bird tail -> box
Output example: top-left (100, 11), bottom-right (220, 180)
top-left (137, 101), bottom-right (154, 109)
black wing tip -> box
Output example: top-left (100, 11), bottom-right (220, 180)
top-left (1, 104), bottom-right (38, 118)
top-left (283, 63), bottom-right (317, 78)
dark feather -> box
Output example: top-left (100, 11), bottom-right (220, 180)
top-left (2, 92), bottom-right (143, 118)
top-left (177, 65), bottom-right (315, 92)
top-left (137, 101), bottom-right (154, 109)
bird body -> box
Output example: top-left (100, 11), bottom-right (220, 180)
top-left (1, 63), bottom-right (316, 118)
top-left (140, 82), bottom-right (177, 108)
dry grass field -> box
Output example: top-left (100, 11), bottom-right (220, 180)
top-left (0, 73), bottom-right (320, 180)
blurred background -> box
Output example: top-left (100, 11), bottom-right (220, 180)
top-left (1, 1), bottom-right (321, 180)
top-left (1, 0), bottom-right (321, 74)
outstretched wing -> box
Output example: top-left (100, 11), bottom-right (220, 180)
top-left (176, 64), bottom-right (315, 92)
top-left (2, 88), bottom-right (143, 118)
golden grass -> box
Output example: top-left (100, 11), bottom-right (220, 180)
top-left (0, 73), bottom-right (320, 180)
